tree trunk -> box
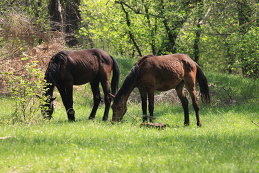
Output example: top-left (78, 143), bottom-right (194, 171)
top-left (142, 0), bottom-right (156, 55)
top-left (64, 0), bottom-right (81, 46)
top-left (48, 0), bottom-right (63, 32)
top-left (237, 0), bottom-right (252, 76)
top-left (160, 0), bottom-right (177, 54)
top-left (225, 41), bottom-right (235, 74)
top-left (193, 0), bottom-right (203, 63)
top-left (159, 0), bottom-right (191, 54)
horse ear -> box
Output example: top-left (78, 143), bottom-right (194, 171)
top-left (50, 97), bottom-right (56, 102)
top-left (108, 93), bottom-right (115, 99)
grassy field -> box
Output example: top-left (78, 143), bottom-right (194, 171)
top-left (0, 58), bottom-right (258, 172)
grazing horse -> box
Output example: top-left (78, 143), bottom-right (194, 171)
top-left (111, 54), bottom-right (210, 127)
top-left (43, 48), bottom-right (120, 121)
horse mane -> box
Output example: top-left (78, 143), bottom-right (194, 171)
top-left (113, 55), bottom-right (155, 103)
top-left (45, 51), bottom-right (68, 84)
top-left (114, 65), bottom-right (140, 104)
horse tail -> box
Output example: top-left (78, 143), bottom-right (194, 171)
top-left (110, 56), bottom-right (120, 95)
top-left (196, 64), bottom-right (210, 104)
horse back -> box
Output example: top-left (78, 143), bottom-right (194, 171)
top-left (57, 49), bottom-right (113, 85)
top-left (137, 54), bottom-right (197, 91)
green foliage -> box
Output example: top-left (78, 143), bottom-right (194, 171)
top-left (2, 59), bottom-right (47, 124)
top-left (79, 0), bottom-right (258, 78)
top-left (1, 0), bottom-right (257, 77)
top-left (79, 0), bottom-right (196, 56)
top-left (79, 0), bottom-right (129, 54)
top-left (226, 27), bottom-right (259, 77)
top-left (188, 0), bottom-right (258, 78)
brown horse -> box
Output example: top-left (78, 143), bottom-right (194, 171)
top-left (43, 48), bottom-right (120, 121)
top-left (111, 54), bottom-right (210, 127)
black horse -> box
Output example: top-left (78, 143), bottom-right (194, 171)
top-left (43, 48), bottom-right (120, 121)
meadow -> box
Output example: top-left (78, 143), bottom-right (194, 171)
top-left (0, 58), bottom-right (258, 172)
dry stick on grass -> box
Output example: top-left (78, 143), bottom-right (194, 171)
top-left (251, 121), bottom-right (259, 127)
top-left (140, 122), bottom-right (167, 129)
top-left (0, 136), bottom-right (14, 140)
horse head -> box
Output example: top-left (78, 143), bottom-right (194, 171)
top-left (111, 99), bottom-right (127, 122)
top-left (42, 96), bottom-right (56, 119)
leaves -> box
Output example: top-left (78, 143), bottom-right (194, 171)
top-left (2, 59), bottom-right (47, 124)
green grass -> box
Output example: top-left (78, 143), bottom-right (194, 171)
top-left (0, 57), bottom-right (258, 172)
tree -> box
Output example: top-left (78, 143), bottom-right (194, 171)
top-left (48, 0), bottom-right (63, 32)
top-left (48, 0), bottom-right (81, 46)
top-left (236, 0), bottom-right (255, 77)
top-left (64, 0), bottom-right (81, 46)
top-left (115, 1), bottom-right (142, 56)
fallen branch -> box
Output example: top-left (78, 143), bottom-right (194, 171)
top-left (0, 136), bottom-right (14, 140)
top-left (140, 122), bottom-right (167, 129)
top-left (251, 121), bottom-right (259, 127)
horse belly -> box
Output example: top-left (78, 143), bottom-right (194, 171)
top-left (156, 78), bottom-right (182, 91)
top-left (155, 69), bottom-right (183, 91)
top-left (139, 73), bottom-right (182, 91)
top-left (69, 62), bottom-right (97, 85)
top-left (73, 71), bottom-right (97, 85)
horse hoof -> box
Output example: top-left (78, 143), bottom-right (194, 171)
top-left (68, 115), bottom-right (75, 122)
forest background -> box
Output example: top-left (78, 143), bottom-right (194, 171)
top-left (0, 0), bottom-right (258, 79)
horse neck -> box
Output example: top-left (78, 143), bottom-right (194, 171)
top-left (115, 65), bottom-right (140, 105)
top-left (115, 83), bottom-right (135, 106)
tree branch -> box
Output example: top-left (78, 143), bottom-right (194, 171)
top-left (198, 4), bottom-right (213, 25)
top-left (115, 1), bottom-right (162, 18)
top-left (116, 1), bottom-right (142, 56)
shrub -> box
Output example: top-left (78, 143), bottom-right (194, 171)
top-left (2, 58), bottom-right (47, 124)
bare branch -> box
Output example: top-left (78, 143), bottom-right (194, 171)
top-left (199, 4), bottom-right (213, 25)
top-left (251, 121), bottom-right (259, 127)
top-left (114, 1), bottom-right (162, 18)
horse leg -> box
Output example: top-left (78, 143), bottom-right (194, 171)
top-left (101, 80), bottom-right (111, 121)
top-left (147, 89), bottom-right (155, 123)
top-left (88, 81), bottom-right (101, 120)
top-left (139, 88), bottom-right (148, 122)
top-left (185, 78), bottom-right (201, 127)
top-left (176, 81), bottom-right (189, 126)
top-left (57, 85), bottom-right (75, 121)
top-left (190, 89), bottom-right (201, 127)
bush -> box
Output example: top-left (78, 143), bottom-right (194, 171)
top-left (227, 27), bottom-right (259, 78)
top-left (2, 58), bottom-right (47, 124)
